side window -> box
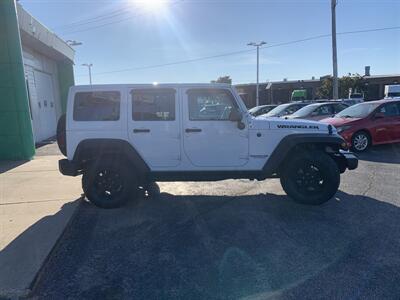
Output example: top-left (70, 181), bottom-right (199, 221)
top-left (187, 89), bottom-right (237, 121)
top-left (379, 103), bottom-right (400, 117)
top-left (334, 103), bottom-right (347, 113)
top-left (132, 89), bottom-right (176, 121)
top-left (315, 105), bottom-right (332, 115)
top-left (286, 105), bottom-right (300, 115)
top-left (73, 91), bottom-right (120, 121)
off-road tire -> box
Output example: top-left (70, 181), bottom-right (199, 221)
top-left (138, 182), bottom-right (161, 198)
top-left (82, 158), bottom-right (137, 209)
top-left (56, 114), bottom-right (67, 156)
top-left (351, 131), bottom-right (371, 152)
top-left (280, 150), bottom-right (340, 205)
top-left (146, 182), bottom-right (160, 198)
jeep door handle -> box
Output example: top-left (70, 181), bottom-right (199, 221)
top-left (133, 129), bottom-right (150, 133)
top-left (185, 128), bottom-right (202, 133)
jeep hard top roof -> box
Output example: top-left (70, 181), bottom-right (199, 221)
top-left (70, 83), bottom-right (232, 90)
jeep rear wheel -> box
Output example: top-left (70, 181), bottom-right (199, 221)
top-left (82, 159), bottom-right (137, 209)
top-left (280, 151), bottom-right (340, 205)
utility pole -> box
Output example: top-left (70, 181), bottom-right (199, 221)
top-left (247, 41), bottom-right (266, 106)
top-left (331, 0), bottom-right (339, 99)
top-left (82, 63), bottom-right (93, 85)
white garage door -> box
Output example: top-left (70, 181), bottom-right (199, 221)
top-left (33, 71), bottom-right (57, 142)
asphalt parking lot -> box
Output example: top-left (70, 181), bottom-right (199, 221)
top-left (31, 145), bottom-right (400, 299)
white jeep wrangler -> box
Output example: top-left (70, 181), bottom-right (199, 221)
top-left (57, 84), bottom-right (358, 208)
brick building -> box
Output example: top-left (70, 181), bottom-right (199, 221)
top-left (235, 73), bottom-right (400, 108)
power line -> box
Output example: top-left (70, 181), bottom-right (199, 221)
top-left (55, 1), bottom-right (398, 36)
top-left (61, 13), bottom-right (140, 34)
top-left (54, 8), bottom-right (131, 30)
top-left (80, 49), bottom-right (255, 76)
top-left (75, 25), bottom-right (400, 77)
top-left (60, 1), bottom-right (182, 34)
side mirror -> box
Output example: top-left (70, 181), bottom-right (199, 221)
top-left (229, 108), bottom-right (245, 130)
top-left (374, 112), bottom-right (385, 119)
top-left (229, 108), bottom-right (242, 122)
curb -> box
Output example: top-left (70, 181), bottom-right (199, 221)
top-left (21, 198), bottom-right (84, 299)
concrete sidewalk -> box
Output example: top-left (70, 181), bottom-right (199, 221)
top-left (0, 155), bottom-right (82, 298)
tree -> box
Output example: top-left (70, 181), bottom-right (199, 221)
top-left (211, 76), bottom-right (232, 84)
top-left (316, 73), bottom-right (366, 99)
top-left (316, 77), bottom-right (333, 99)
top-left (339, 73), bottom-right (365, 98)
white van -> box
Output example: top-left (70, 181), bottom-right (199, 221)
top-left (384, 84), bottom-right (400, 99)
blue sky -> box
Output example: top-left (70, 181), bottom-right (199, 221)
top-left (20, 0), bottom-right (400, 85)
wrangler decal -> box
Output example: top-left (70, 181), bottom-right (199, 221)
top-left (277, 124), bottom-right (319, 129)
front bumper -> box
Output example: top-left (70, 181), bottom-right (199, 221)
top-left (338, 150), bottom-right (358, 170)
top-left (59, 159), bottom-right (80, 176)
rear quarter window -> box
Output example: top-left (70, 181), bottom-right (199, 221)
top-left (73, 91), bottom-right (120, 121)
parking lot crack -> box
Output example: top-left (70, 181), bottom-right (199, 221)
top-left (362, 169), bottom-right (376, 197)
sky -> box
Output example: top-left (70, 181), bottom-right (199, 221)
top-left (19, 0), bottom-right (400, 85)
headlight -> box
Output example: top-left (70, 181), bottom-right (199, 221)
top-left (336, 125), bottom-right (352, 133)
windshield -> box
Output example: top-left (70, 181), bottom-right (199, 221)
top-left (388, 92), bottom-right (400, 97)
top-left (291, 104), bottom-right (319, 117)
top-left (335, 102), bottom-right (380, 118)
top-left (248, 106), bottom-right (263, 114)
top-left (264, 103), bottom-right (291, 116)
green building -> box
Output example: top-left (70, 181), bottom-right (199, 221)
top-left (0, 0), bottom-right (75, 160)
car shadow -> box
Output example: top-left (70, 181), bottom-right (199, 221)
top-left (0, 199), bottom-right (80, 299)
top-left (34, 137), bottom-right (56, 149)
top-left (31, 190), bottom-right (400, 299)
top-left (357, 143), bottom-right (400, 164)
top-left (0, 160), bottom-right (30, 174)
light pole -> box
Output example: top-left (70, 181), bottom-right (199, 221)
top-left (248, 41), bottom-right (266, 106)
top-left (331, 0), bottom-right (339, 99)
top-left (82, 63), bottom-right (93, 85)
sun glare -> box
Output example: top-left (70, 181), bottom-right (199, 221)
top-left (132, 0), bottom-right (169, 13)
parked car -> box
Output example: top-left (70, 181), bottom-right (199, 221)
top-left (348, 93), bottom-right (364, 102)
top-left (321, 99), bottom-right (400, 152)
top-left (263, 102), bottom-right (308, 117)
top-left (57, 83), bottom-right (357, 208)
top-left (341, 98), bottom-right (363, 107)
top-left (286, 102), bottom-right (348, 121)
top-left (248, 104), bottom-right (278, 117)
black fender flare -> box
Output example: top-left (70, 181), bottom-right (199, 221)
top-left (262, 133), bottom-right (345, 176)
top-left (73, 139), bottom-right (150, 174)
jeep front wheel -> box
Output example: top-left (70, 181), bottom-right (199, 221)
top-left (280, 151), bottom-right (340, 205)
top-left (82, 159), bottom-right (137, 209)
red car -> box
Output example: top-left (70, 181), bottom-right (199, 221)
top-left (321, 99), bottom-right (400, 152)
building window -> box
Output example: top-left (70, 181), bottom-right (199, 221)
top-left (187, 89), bottom-right (237, 121)
top-left (73, 91), bottom-right (120, 121)
top-left (132, 89), bottom-right (176, 121)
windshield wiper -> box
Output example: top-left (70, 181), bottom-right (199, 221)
top-left (340, 115), bottom-right (354, 118)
